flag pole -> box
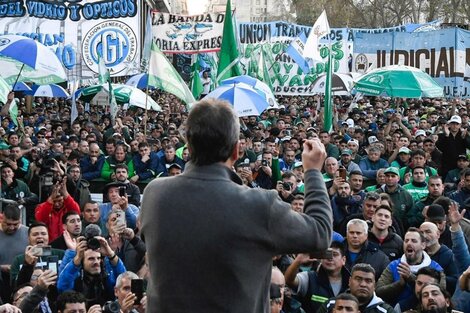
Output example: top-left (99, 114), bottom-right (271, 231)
top-left (144, 75), bottom-right (150, 137)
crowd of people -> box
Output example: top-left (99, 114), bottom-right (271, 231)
top-left (0, 88), bottom-right (470, 313)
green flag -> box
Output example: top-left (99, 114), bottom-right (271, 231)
top-left (148, 42), bottom-right (195, 104)
top-left (0, 77), bottom-right (9, 105)
top-left (257, 46), bottom-right (273, 91)
top-left (216, 0), bottom-right (241, 83)
top-left (97, 54), bottom-right (110, 85)
top-left (323, 50), bottom-right (333, 132)
top-left (191, 57), bottom-right (203, 100)
top-left (8, 99), bottom-right (18, 126)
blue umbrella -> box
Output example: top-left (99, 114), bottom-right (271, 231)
top-left (0, 35), bottom-right (66, 85)
top-left (125, 73), bottom-right (155, 89)
top-left (12, 82), bottom-right (31, 92)
top-left (204, 82), bottom-right (269, 117)
top-left (221, 75), bottom-right (278, 108)
top-left (29, 84), bottom-right (70, 98)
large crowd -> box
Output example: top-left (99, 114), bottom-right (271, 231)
top-left (0, 89), bottom-right (470, 313)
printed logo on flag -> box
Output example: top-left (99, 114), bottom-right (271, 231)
top-left (0, 38), bottom-right (10, 46)
top-left (82, 20), bottom-right (137, 75)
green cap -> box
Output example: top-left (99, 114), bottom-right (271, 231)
top-left (341, 149), bottom-right (352, 156)
top-left (384, 167), bottom-right (399, 176)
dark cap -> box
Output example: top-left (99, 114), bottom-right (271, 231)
top-left (103, 182), bottom-right (126, 195)
top-left (457, 155), bottom-right (469, 161)
top-left (426, 204), bottom-right (446, 222)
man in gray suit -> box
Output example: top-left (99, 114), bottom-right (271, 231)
top-left (141, 98), bottom-right (333, 313)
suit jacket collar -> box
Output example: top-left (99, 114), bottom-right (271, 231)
top-left (184, 162), bottom-right (243, 185)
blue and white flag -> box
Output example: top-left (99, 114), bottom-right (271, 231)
top-left (286, 32), bottom-right (310, 74)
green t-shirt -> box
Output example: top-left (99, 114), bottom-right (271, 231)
top-left (402, 183), bottom-right (429, 202)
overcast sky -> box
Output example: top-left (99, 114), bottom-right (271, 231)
top-left (187, 0), bottom-right (209, 14)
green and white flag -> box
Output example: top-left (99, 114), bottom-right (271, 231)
top-left (148, 42), bottom-right (195, 104)
top-left (216, 0), bottom-right (241, 83)
top-left (257, 46), bottom-right (273, 91)
top-left (191, 56), bottom-right (203, 100)
top-left (98, 54), bottom-right (110, 85)
top-left (8, 98), bottom-right (18, 126)
top-left (323, 50), bottom-right (333, 132)
top-left (0, 77), bottom-right (9, 105)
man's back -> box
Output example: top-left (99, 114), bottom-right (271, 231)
top-left (141, 163), bottom-right (332, 312)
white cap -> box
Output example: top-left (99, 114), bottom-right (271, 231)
top-left (348, 139), bottom-right (359, 146)
top-left (368, 136), bottom-right (379, 145)
top-left (448, 115), bottom-right (462, 124)
top-left (415, 129), bottom-right (426, 137)
top-left (346, 118), bottom-right (354, 128)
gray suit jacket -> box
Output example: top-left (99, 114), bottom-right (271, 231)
top-left (141, 162), bottom-right (332, 313)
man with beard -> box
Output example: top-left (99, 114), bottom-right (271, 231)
top-left (284, 241), bottom-right (350, 313)
top-left (419, 222), bottom-right (458, 294)
top-left (57, 234), bottom-right (126, 306)
top-left (331, 182), bottom-right (362, 232)
top-left (102, 164), bottom-right (141, 207)
top-left (51, 212), bottom-right (82, 251)
top-left (394, 267), bottom-right (441, 313)
top-left (376, 228), bottom-right (445, 307)
top-left (317, 263), bottom-right (395, 313)
top-left (419, 284), bottom-right (458, 313)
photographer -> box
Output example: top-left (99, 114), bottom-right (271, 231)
top-left (17, 270), bottom-right (57, 313)
top-left (275, 171), bottom-right (300, 203)
top-left (57, 235), bottom-right (126, 306)
top-left (35, 176), bottom-right (81, 242)
top-left (253, 150), bottom-right (274, 189)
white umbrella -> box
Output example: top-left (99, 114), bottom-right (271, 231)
top-left (311, 73), bottom-right (354, 95)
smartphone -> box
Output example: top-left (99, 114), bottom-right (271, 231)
top-left (115, 210), bottom-right (126, 229)
top-left (31, 245), bottom-right (52, 257)
top-left (119, 186), bottom-right (126, 197)
top-left (131, 279), bottom-right (144, 305)
top-left (46, 255), bottom-right (59, 273)
top-left (338, 168), bottom-right (347, 180)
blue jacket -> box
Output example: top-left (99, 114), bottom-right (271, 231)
top-left (449, 189), bottom-right (470, 219)
top-left (57, 249), bottom-right (126, 293)
top-left (331, 195), bottom-right (362, 231)
top-left (451, 228), bottom-right (470, 312)
top-left (133, 152), bottom-right (160, 181)
top-left (157, 155), bottom-right (185, 177)
top-left (430, 244), bottom-right (458, 294)
top-left (80, 155), bottom-right (105, 181)
top-left (385, 255), bottom-right (443, 305)
top-left (359, 158), bottom-right (389, 180)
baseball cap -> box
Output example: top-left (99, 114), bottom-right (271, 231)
top-left (166, 163), bottom-right (182, 170)
top-left (398, 147), bottom-right (411, 154)
top-left (293, 161), bottom-right (303, 169)
top-left (384, 167), bottom-right (399, 176)
top-left (348, 139), bottom-right (359, 146)
top-left (448, 115), bottom-right (462, 124)
top-left (341, 149), bottom-right (352, 156)
top-left (414, 130), bottom-right (426, 137)
top-left (368, 136), bottom-right (379, 145)
top-left (457, 155), bottom-right (469, 161)
top-left (426, 204), bottom-right (446, 222)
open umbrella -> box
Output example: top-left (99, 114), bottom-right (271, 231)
top-left (220, 75), bottom-right (278, 108)
top-left (204, 82), bottom-right (269, 117)
top-left (311, 73), bottom-right (354, 95)
top-left (12, 82), bottom-right (32, 92)
top-left (29, 84), bottom-right (70, 98)
top-left (76, 84), bottom-right (161, 111)
top-left (0, 35), bottom-right (67, 85)
top-left (125, 73), bottom-right (155, 89)
top-left (353, 65), bottom-right (443, 98)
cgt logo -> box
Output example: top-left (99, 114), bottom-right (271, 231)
top-left (82, 20), bottom-right (137, 75)
top-left (0, 38), bottom-right (10, 46)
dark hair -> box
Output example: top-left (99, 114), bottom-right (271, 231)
top-left (375, 204), bottom-right (393, 215)
top-left (351, 263), bottom-right (376, 276)
top-left (406, 227), bottom-right (426, 243)
top-left (418, 283), bottom-right (453, 308)
top-left (292, 194), bottom-right (304, 201)
top-left (3, 203), bottom-right (21, 221)
top-left (463, 168), bottom-right (470, 178)
top-left (282, 171), bottom-right (296, 180)
top-left (416, 266), bottom-right (441, 282)
top-left (428, 175), bottom-right (442, 183)
top-left (349, 170), bottom-right (363, 178)
top-left (330, 240), bottom-right (346, 256)
top-left (56, 290), bottom-right (86, 311)
top-left (412, 165), bottom-right (426, 173)
top-left (28, 222), bottom-right (48, 236)
top-left (138, 142), bottom-right (150, 149)
top-left (115, 164), bottom-right (129, 173)
top-left (433, 196), bottom-right (452, 213)
top-left (62, 211), bottom-right (80, 224)
top-left (186, 99), bottom-right (239, 166)
top-left (411, 149), bottom-right (426, 158)
top-left (334, 293), bottom-right (359, 307)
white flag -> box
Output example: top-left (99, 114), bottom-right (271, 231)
top-left (304, 10), bottom-right (330, 61)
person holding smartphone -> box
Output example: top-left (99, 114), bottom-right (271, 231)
top-left (114, 271), bottom-right (147, 313)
